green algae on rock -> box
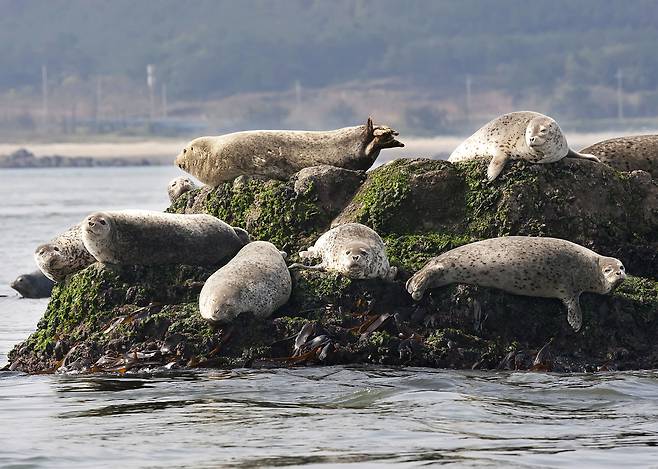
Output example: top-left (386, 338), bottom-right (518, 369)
top-left (6, 159), bottom-right (658, 374)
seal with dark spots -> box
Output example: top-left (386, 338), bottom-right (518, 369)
top-left (199, 241), bottom-right (291, 324)
top-left (406, 236), bottom-right (626, 331)
top-left (34, 224), bottom-right (96, 282)
top-left (580, 134), bottom-right (658, 179)
top-left (81, 210), bottom-right (249, 266)
top-left (174, 117), bottom-right (404, 186)
top-left (167, 176), bottom-right (197, 203)
top-left (10, 270), bottom-right (55, 298)
top-left (289, 223), bottom-right (397, 280)
top-left (449, 111), bottom-right (600, 181)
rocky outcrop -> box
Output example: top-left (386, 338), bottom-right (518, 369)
top-left (6, 158), bottom-right (658, 374)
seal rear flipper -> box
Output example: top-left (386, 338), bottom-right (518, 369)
top-left (288, 262), bottom-right (326, 272)
top-left (566, 148), bottom-right (600, 162)
top-left (487, 149), bottom-right (511, 181)
top-left (563, 295), bottom-right (583, 332)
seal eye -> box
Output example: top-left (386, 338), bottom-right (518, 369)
top-left (183, 149), bottom-right (187, 154)
top-left (99, 219), bottom-right (107, 226)
top-left (604, 267), bottom-right (613, 274)
top-left (345, 250), bottom-right (351, 255)
top-left (53, 247), bottom-right (60, 252)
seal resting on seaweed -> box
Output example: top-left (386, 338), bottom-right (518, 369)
top-left (406, 236), bottom-right (626, 331)
top-left (580, 134), bottom-right (658, 179)
top-left (289, 223), bottom-right (397, 280)
top-left (199, 241), bottom-right (291, 324)
top-left (81, 210), bottom-right (249, 266)
top-left (449, 111), bottom-right (599, 181)
top-left (34, 224), bottom-right (96, 282)
top-left (174, 117), bottom-right (404, 186)
top-left (10, 270), bottom-right (55, 298)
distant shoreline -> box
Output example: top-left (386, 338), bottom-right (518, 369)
top-left (0, 130), bottom-right (651, 169)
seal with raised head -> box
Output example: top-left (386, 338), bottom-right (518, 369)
top-left (406, 236), bottom-right (626, 331)
top-left (168, 176), bottom-right (197, 203)
top-left (174, 117), bottom-right (404, 186)
top-left (10, 270), bottom-right (55, 298)
top-left (35, 224), bottom-right (96, 282)
top-left (81, 210), bottom-right (249, 266)
top-left (449, 111), bottom-right (600, 181)
top-left (580, 135), bottom-right (658, 179)
top-left (199, 241), bottom-right (292, 324)
top-left (289, 223), bottom-right (397, 280)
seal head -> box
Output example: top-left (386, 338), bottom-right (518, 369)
top-left (598, 256), bottom-right (626, 293)
top-left (168, 176), bottom-right (196, 203)
top-left (10, 271), bottom-right (54, 298)
top-left (525, 115), bottom-right (568, 160)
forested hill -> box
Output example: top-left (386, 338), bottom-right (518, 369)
top-left (2, 0), bottom-right (657, 98)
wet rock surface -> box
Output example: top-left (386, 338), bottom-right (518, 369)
top-left (6, 159), bottom-right (658, 374)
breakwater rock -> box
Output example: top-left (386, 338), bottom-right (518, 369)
top-left (7, 158), bottom-right (658, 373)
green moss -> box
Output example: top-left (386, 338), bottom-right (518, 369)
top-left (350, 159), bottom-right (412, 232)
top-left (202, 178), bottom-right (322, 251)
top-left (612, 276), bottom-right (658, 318)
top-left (158, 303), bottom-right (214, 340)
top-left (384, 233), bottom-right (474, 272)
top-left (455, 160), bottom-right (541, 238)
top-left (27, 265), bottom-right (121, 352)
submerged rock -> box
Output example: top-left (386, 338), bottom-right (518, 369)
top-left (6, 158), bottom-right (658, 373)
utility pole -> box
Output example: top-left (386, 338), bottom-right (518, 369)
top-left (41, 65), bottom-right (48, 127)
top-left (294, 79), bottom-right (302, 109)
top-left (147, 64), bottom-right (156, 120)
top-left (465, 74), bottom-right (472, 127)
top-left (95, 76), bottom-right (103, 123)
top-left (616, 68), bottom-right (624, 121)
top-left (161, 83), bottom-right (168, 118)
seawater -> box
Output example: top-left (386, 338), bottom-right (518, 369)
top-left (1, 167), bottom-right (658, 468)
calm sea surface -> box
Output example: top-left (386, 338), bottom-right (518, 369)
top-left (1, 167), bottom-right (658, 468)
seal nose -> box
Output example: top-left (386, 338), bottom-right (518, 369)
top-left (352, 255), bottom-right (360, 261)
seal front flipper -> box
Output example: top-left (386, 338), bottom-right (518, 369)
top-left (563, 295), bottom-right (583, 332)
top-left (566, 148), bottom-right (600, 162)
top-left (487, 149), bottom-right (511, 181)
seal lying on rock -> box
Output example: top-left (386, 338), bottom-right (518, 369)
top-left (168, 176), bottom-right (197, 203)
top-left (81, 210), bottom-right (249, 266)
top-left (35, 224), bottom-right (96, 282)
top-left (580, 135), bottom-right (658, 179)
top-left (406, 236), bottom-right (626, 331)
top-left (10, 270), bottom-right (55, 298)
top-left (449, 111), bottom-right (600, 181)
top-left (174, 117), bottom-right (404, 186)
top-left (290, 223), bottom-right (397, 280)
top-left (199, 241), bottom-right (292, 324)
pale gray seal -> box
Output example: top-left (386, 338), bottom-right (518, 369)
top-left (174, 117), bottom-right (404, 186)
top-left (406, 236), bottom-right (626, 331)
top-left (449, 111), bottom-right (600, 181)
top-left (10, 270), bottom-right (55, 298)
top-left (580, 135), bottom-right (658, 179)
top-left (34, 224), bottom-right (96, 282)
top-left (199, 241), bottom-right (292, 324)
top-left (289, 223), bottom-right (397, 280)
top-left (168, 176), bottom-right (197, 203)
top-left (81, 210), bottom-right (249, 266)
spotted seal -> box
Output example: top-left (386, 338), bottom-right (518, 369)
top-left (174, 117), bottom-right (404, 186)
top-left (449, 111), bottom-right (600, 181)
top-left (289, 223), bottom-right (397, 280)
top-left (34, 224), bottom-right (96, 282)
top-left (580, 135), bottom-right (658, 179)
top-left (10, 270), bottom-right (55, 298)
top-left (199, 241), bottom-right (292, 324)
top-left (168, 176), bottom-right (197, 203)
top-left (406, 236), bottom-right (626, 331)
top-left (81, 210), bottom-right (249, 266)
